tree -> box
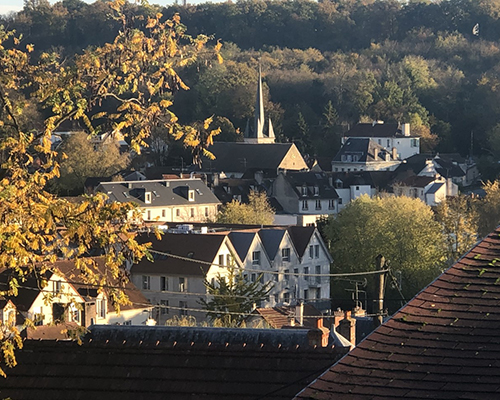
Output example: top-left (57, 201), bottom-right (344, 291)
top-left (216, 191), bottom-right (274, 225)
top-left (477, 180), bottom-right (500, 237)
top-left (0, 3), bottom-right (221, 375)
top-left (55, 131), bottom-right (130, 194)
top-left (434, 195), bottom-right (479, 263)
top-left (199, 266), bottom-right (273, 327)
top-left (325, 195), bottom-right (446, 312)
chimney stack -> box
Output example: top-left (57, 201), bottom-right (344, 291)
top-left (402, 123), bottom-right (410, 137)
top-left (338, 311), bottom-right (356, 347)
top-left (296, 301), bottom-right (304, 326)
top-left (392, 147), bottom-right (398, 160)
top-left (307, 318), bottom-right (330, 347)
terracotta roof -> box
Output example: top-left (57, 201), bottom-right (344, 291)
top-left (295, 226), bottom-right (500, 399)
top-left (252, 305), bottom-right (323, 329)
top-left (1, 326), bottom-right (348, 400)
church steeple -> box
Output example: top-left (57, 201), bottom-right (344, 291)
top-left (244, 64), bottom-right (275, 144)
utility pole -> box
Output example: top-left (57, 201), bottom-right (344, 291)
top-left (375, 254), bottom-right (386, 327)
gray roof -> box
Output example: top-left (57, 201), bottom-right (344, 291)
top-left (229, 231), bottom-right (257, 261)
top-left (426, 181), bottom-right (445, 195)
top-left (333, 138), bottom-right (396, 163)
top-left (258, 229), bottom-right (287, 261)
top-left (97, 179), bottom-right (220, 207)
top-left (345, 122), bottom-right (416, 138)
top-left (87, 324), bottom-right (316, 347)
top-left (201, 142), bottom-right (303, 174)
top-left (283, 172), bottom-right (339, 199)
top-left (132, 232), bottom-right (229, 276)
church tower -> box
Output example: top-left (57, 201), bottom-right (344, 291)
top-left (244, 65), bottom-right (275, 144)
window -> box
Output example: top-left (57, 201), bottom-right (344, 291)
top-left (251, 273), bottom-right (256, 282)
top-left (284, 269), bottom-right (290, 282)
top-left (176, 209), bottom-right (180, 217)
top-left (387, 139), bottom-right (390, 147)
top-left (315, 288), bottom-right (321, 300)
top-left (309, 245), bottom-right (314, 258)
top-left (293, 268), bottom-right (299, 278)
top-left (338, 198), bottom-right (343, 205)
top-left (188, 190), bottom-right (195, 201)
top-left (219, 254), bottom-right (225, 266)
top-left (226, 254), bottom-right (232, 266)
top-left (283, 292), bottom-right (290, 303)
top-left (162, 209), bottom-right (166, 218)
top-left (53, 281), bottom-right (62, 295)
top-left (145, 192), bottom-right (151, 203)
top-left (313, 186), bottom-right (319, 196)
top-left (329, 199), bottom-right (335, 209)
top-left (179, 301), bottom-right (188, 316)
top-left (315, 265), bottom-right (321, 284)
top-left (252, 251), bottom-right (261, 265)
top-left (304, 289), bottom-right (309, 300)
top-left (160, 276), bottom-right (168, 292)
top-left (97, 298), bottom-right (107, 319)
top-left (301, 186), bottom-right (308, 196)
top-left (160, 300), bottom-right (169, 315)
top-left (179, 277), bottom-right (187, 292)
top-left (315, 199), bottom-right (321, 210)
top-left (147, 210), bottom-right (151, 220)
top-left (315, 245), bottom-right (320, 258)
top-left (190, 208), bottom-right (195, 218)
top-left (355, 186), bottom-right (360, 191)
top-left (142, 275), bottom-right (151, 290)
top-left (304, 267), bottom-right (309, 283)
top-left (282, 248), bottom-right (290, 262)
top-left (205, 207), bottom-right (209, 217)
top-left (302, 200), bottom-right (308, 210)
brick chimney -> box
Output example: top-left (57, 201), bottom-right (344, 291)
top-left (338, 311), bottom-right (356, 347)
top-left (308, 318), bottom-right (330, 347)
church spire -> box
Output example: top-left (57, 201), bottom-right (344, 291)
top-left (254, 63), bottom-right (265, 139)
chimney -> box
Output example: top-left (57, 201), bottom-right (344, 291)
top-left (338, 311), bottom-right (356, 347)
top-left (392, 147), bottom-right (398, 160)
top-left (333, 308), bottom-right (344, 328)
top-left (385, 152), bottom-right (390, 162)
top-left (307, 318), bottom-right (330, 347)
top-left (296, 301), bottom-right (304, 326)
top-left (255, 170), bottom-right (264, 185)
top-left (402, 123), bottom-right (410, 137)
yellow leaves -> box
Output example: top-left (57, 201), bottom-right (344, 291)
top-left (146, 18), bottom-right (158, 29)
top-left (172, 13), bottom-right (181, 24)
top-left (159, 99), bottom-right (173, 109)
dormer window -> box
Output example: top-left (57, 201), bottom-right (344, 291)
top-left (313, 186), bottom-right (319, 196)
top-left (188, 190), bottom-right (195, 201)
top-left (301, 186), bottom-right (308, 196)
top-left (145, 192), bottom-right (152, 204)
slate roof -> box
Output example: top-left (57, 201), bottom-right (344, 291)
top-left (258, 229), bottom-right (287, 261)
top-left (295, 226), bottom-right (500, 399)
top-left (395, 175), bottom-right (436, 188)
top-left (345, 123), bottom-right (413, 138)
top-left (228, 231), bottom-right (257, 262)
top-left (201, 142), bottom-right (305, 174)
top-left (97, 178), bottom-right (220, 207)
top-left (333, 138), bottom-right (395, 163)
top-left (425, 181), bottom-right (445, 195)
top-left (288, 226), bottom-right (316, 259)
top-left (283, 172), bottom-right (339, 199)
top-left (1, 325), bottom-right (348, 400)
top-left (132, 232), bottom-right (230, 276)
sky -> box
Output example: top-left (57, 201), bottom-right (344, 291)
top-left (0, 0), bottom-right (192, 15)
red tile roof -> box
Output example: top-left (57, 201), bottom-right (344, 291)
top-left (295, 226), bottom-right (500, 399)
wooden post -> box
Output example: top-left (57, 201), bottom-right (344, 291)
top-left (375, 254), bottom-right (385, 327)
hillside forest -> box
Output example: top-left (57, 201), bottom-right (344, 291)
top-left (3, 0), bottom-right (500, 178)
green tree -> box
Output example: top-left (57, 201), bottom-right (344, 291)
top-left (55, 131), bottom-right (130, 195)
top-left (434, 195), bottom-right (479, 263)
top-left (477, 180), bottom-right (500, 237)
top-left (199, 266), bottom-right (273, 327)
top-left (216, 191), bottom-right (274, 225)
top-left (325, 195), bottom-right (446, 312)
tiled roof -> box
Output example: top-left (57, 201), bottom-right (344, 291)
top-left (395, 175), bottom-right (436, 188)
top-left (253, 305), bottom-right (323, 329)
top-left (295, 226), bottom-right (500, 399)
top-left (1, 326), bottom-right (348, 400)
top-left (283, 172), bottom-right (339, 199)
